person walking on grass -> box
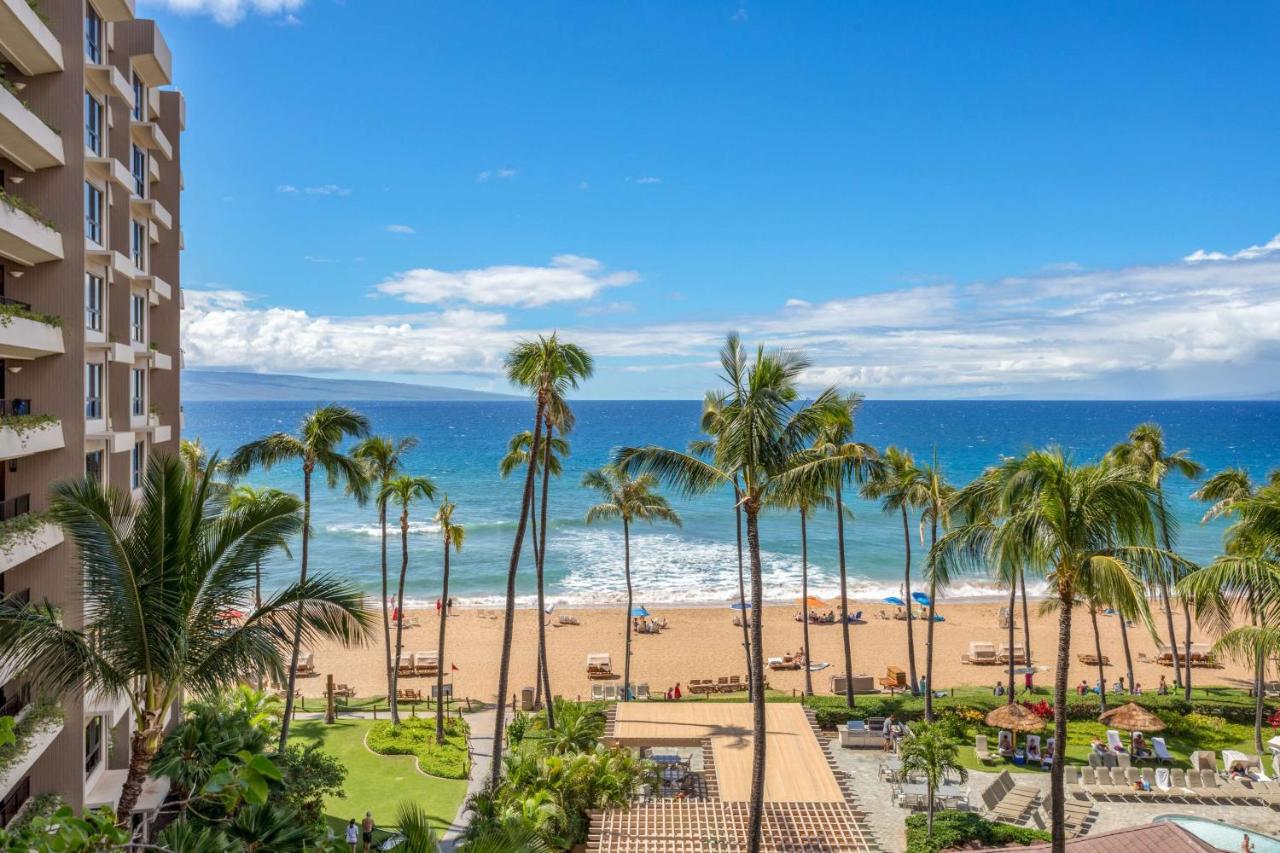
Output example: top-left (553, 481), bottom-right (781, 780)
top-left (361, 811), bottom-right (375, 852)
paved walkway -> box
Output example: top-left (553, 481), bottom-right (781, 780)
top-left (439, 707), bottom-right (498, 850)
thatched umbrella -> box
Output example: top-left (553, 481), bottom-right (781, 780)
top-left (1098, 702), bottom-right (1166, 732)
top-left (985, 703), bottom-right (1046, 759)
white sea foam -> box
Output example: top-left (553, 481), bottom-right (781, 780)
top-left (325, 521), bottom-right (441, 537)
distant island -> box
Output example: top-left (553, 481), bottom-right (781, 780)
top-left (182, 370), bottom-right (521, 402)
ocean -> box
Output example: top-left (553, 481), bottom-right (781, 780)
top-left (184, 400), bottom-right (1280, 609)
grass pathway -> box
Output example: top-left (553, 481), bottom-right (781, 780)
top-left (291, 717), bottom-right (468, 839)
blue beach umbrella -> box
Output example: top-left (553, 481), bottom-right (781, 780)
top-left (631, 606), bottom-right (650, 618)
top-left (883, 596), bottom-right (906, 607)
top-left (912, 592), bottom-right (931, 607)
top-left (730, 602), bottom-right (752, 610)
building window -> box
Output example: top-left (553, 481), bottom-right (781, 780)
top-left (0, 776), bottom-right (30, 827)
top-left (131, 441), bottom-right (145, 489)
top-left (132, 145), bottom-right (147, 198)
top-left (85, 716), bottom-right (103, 776)
top-left (132, 73), bottom-right (144, 122)
top-left (85, 450), bottom-right (104, 484)
top-left (85, 362), bottom-right (103, 419)
top-left (85, 5), bottom-right (102, 64)
top-left (131, 294), bottom-right (146, 342)
top-left (85, 273), bottom-right (104, 331)
top-left (131, 220), bottom-right (146, 269)
top-left (85, 182), bottom-right (103, 245)
top-left (85, 92), bottom-right (103, 155)
top-left (132, 368), bottom-right (145, 416)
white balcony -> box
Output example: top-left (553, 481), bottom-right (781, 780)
top-left (109, 249), bottom-right (143, 283)
top-left (129, 197), bottom-right (171, 230)
top-left (86, 338), bottom-right (134, 364)
top-left (0, 519), bottom-right (62, 574)
top-left (85, 154), bottom-right (135, 193)
top-left (93, 0), bottom-right (135, 23)
top-left (85, 771), bottom-right (168, 816)
top-left (0, 84), bottom-right (64, 172)
top-left (86, 425), bottom-right (135, 454)
top-left (0, 0), bottom-right (63, 76)
top-left (148, 154), bottom-right (160, 184)
top-left (85, 63), bottom-right (133, 109)
top-left (0, 705), bottom-right (64, 799)
top-left (84, 686), bottom-right (131, 728)
top-left (0, 196), bottom-right (63, 266)
top-left (0, 417), bottom-right (63, 461)
top-left (0, 313), bottom-right (64, 360)
top-left (153, 424), bottom-right (171, 443)
top-left (129, 121), bottom-right (172, 160)
top-left (152, 351), bottom-right (171, 371)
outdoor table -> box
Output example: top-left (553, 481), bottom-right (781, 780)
top-left (899, 783), bottom-right (967, 808)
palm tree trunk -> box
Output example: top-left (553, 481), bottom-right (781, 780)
top-left (901, 507), bottom-right (919, 696)
top-left (1159, 579), bottom-right (1182, 689)
top-left (1020, 571), bottom-right (1032, 670)
top-left (1251, 597), bottom-right (1264, 753)
top-left (255, 557), bottom-right (264, 691)
top-left (623, 516), bottom-right (633, 702)
top-left (1156, 491), bottom-right (1184, 689)
top-left (436, 537), bottom-right (451, 744)
top-left (391, 514), bottom-right (411, 726)
top-left (1090, 606), bottom-right (1107, 713)
top-left (1118, 616), bottom-right (1135, 694)
top-left (1183, 605), bottom-right (1194, 702)
top-left (278, 465), bottom-right (311, 749)
top-left (744, 504), bottom-right (767, 853)
top-left (800, 508), bottom-right (813, 697)
top-left (926, 777), bottom-right (935, 838)
top-left (735, 486), bottom-right (752, 699)
top-left (835, 480), bottom-right (854, 709)
top-left (490, 397), bottom-right (545, 789)
top-left (1007, 582), bottom-right (1017, 700)
top-left (1050, 586), bottom-right (1075, 853)
top-left (115, 726), bottom-right (159, 824)
top-left (924, 517), bottom-right (938, 721)
top-left (380, 506), bottom-right (394, 719)
top-left (529, 465), bottom-right (543, 711)
top-left (537, 421), bottom-right (554, 727)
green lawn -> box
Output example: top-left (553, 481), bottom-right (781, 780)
top-left (290, 717), bottom-right (469, 838)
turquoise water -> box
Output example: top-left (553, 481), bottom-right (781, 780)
top-left (184, 400), bottom-right (1280, 607)
top-left (1154, 815), bottom-right (1280, 852)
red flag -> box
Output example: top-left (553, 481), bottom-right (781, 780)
top-left (451, 663), bottom-right (459, 672)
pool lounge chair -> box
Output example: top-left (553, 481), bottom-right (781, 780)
top-left (591, 684), bottom-right (605, 701)
top-left (997, 730), bottom-right (1014, 758)
top-left (1025, 735), bottom-right (1041, 765)
top-left (1106, 729), bottom-right (1128, 754)
top-left (1152, 736), bottom-right (1174, 764)
top-left (602, 684), bottom-right (618, 701)
top-left (1041, 737), bottom-right (1055, 769)
top-left (975, 734), bottom-right (997, 765)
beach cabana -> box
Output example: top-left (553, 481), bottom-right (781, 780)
top-left (962, 641), bottom-right (998, 665)
top-left (1098, 702), bottom-right (1165, 732)
top-left (587, 652), bottom-right (613, 679)
top-left (985, 702), bottom-right (1045, 760)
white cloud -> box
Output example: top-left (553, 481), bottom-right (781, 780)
top-left (477, 168), bottom-right (518, 183)
top-left (150, 0), bottom-right (305, 25)
top-left (385, 224), bottom-right (416, 235)
top-left (374, 255), bottom-right (640, 308)
top-left (1185, 233), bottom-right (1280, 263)
top-left (630, 176), bottom-right (662, 185)
top-left (277, 183), bottom-right (351, 197)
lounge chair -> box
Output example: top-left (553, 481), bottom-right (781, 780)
top-left (767, 655), bottom-right (801, 671)
top-left (975, 734), bottom-right (997, 765)
top-left (1026, 735), bottom-right (1041, 765)
top-left (294, 651), bottom-right (315, 675)
top-left (591, 684), bottom-right (604, 701)
top-left (1106, 729), bottom-right (1128, 754)
top-left (635, 683), bottom-right (650, 700)
top-left (333, 682), bottom-right (355, 699)
top-left (1041, 737), bottom-right (1055, 769)
top-left (997, 730), bottom-right (1014, 758)
top-left (602, 684), bottom-right (618, 701)
top-left (1153, 737), bottom-right (1174, 764)
top-left (397, 688), bottom-right (423, 702)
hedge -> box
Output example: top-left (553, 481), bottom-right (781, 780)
top-left (905, 810), bottom-right (1050, 853)
top-left (365, 716), bottom-right (470, 779)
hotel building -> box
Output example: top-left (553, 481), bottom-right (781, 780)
top-left (0, 0), bottom-right (182, 830)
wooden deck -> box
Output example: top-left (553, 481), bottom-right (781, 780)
top-left (608, 703), bottom-right (844, 802)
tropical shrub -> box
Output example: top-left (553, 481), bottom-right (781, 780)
top-left (367, 716), bottom-right (471, 779)
top-left (0, 806), bottom-right (131, 851)
top-left (905, 810), bottom-right (1050, 853)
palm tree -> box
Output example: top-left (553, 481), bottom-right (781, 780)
top-left (0, 454), bottom-right (372, 822)
top-left (227, 403), bottom-right (371, 748)
top-left (898, 723), bottom-right (967, 838)
top-left (491, 335), bottom-right (593, 788)
top-left (180, 437), bottom-right (207, 478)
top-left (1108, 423), bottom-right (1203, 698)
top-left (499, 428), bottom-right (570, 720)
top-left (862, 446), bottom-right (928, 695)
top-left (380, 475), bottom-right (437, 724)
top-left (353, 436), bottom-right (419, 722)
top-left (226, 484), bottom-right (295, 612)
top-left (770, 479), bottom-right (833, 696)
top-left (932, 449), bottom-right (1161, 852)
top-left (582, 464), bottom-right (681, 701)
top-left (392, 801), bottom-right (441, 853)
top-left (916, 453), bottom-right (953, 721)
top-left (435, 497), bottom-right (464, 744)
top-left (618, 333), bottom-right (844, 852)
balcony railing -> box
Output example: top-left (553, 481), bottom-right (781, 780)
top-left (0, 295), bottom-right (31, 312)
top-left (0, 495), bottom-right (30, 522)
top-left (0, 399), bottom-right (31, 417)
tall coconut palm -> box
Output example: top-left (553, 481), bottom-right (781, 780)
top-left (1108, 423), bottom-right (1203, 697)
top-left (618, 333), bottom-right (844, 852)
top-left (0, 454), bottom-right (372, 822)
top-left (491, 335), bottom-right (593, 788)
top-left (932, 449), bottom-right (1162, 852)
top-left (434, 498), bottom-right (464, 744)
top-left (353, 436), bottom-right (419, 721)
top-left (862, 446), bottom-right (928, 695)
top-left (916, 453), bottom-right (953, 721)
top-left (226, 403), bottom-right (371, 748)
top-left (498, 428), bottom-right (570, 723)
top-left (769, 479), bottom-right (833, 696)
top-left (582, 464), bottom-right (681, 701)
top-left (380, 475), bottom-right (437, 725)
top-left (782, 397), bottom-right (880, 709)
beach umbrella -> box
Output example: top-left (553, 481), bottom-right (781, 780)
top-left (730, 602), bottom-right (751, 610)
top-left (985, 702), bottom-right (1045, 757)
top-left (631, 606), bottom-right (650, 618)
top-left (883, 596), bottom-right (905, 607)
top-left (798, 596), bottom-right (826, 609)
top-left (1098, 702), bottom-right (1166, 732)
top-left (911, 592), bottom-right (931, 607)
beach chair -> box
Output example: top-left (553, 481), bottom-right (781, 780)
top-left (591, 684), bottom-right (605, 701)
top-left (1152, 737), bottom-right (1173, 764)
top-left (1041, 737), bottom-right (1055, 769)
top-left (1169, 768), bottom-right (1192, 797)
top-left (397, 688), bottom-right (422, 703)
top-left (1116, 753), bottom-right (1131, 769)
top-left (975, 734), bottom-right (996, 765)
top-left (1190, 750), bottom-right (1217, 772)
top-left (998, 607), bottom-right (1013, 629)
top-left (293, 651), bottom-right (315, 675)
top-left (602, 684), bottom-right (618, 701)
top-left (558, 613), bottom-right (580, 626)
top-left (850, 610), bottom-right (862, 623)
top-left (332, 682), bottom-right (355, 700)
top-left (587, 653), bottom-right (613, 679)
top-left (1106, 729), bottom-right (1127, 754)
top-left (997, 730), bottom-right (1014, 758)
top-left (1025, 735), bottom-right (1041, 764)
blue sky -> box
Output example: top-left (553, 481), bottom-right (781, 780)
top-left (159, 0), bottom-right (1280, 399)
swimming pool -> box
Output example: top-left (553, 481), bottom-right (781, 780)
top-left (1154, 815), bottom-right (1280, 852)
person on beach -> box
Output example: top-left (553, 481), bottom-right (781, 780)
top-left (346, 819), bottom-right (358, 853)
top-left (674, 683), bottom-right (682, 700)
top-left (360, 812), bottom-right (375, 852)
top-left (447, 596), bottom-right (455, 615)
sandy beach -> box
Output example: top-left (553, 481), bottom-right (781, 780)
top-left (295, 599), bottom-right (1255, 703)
